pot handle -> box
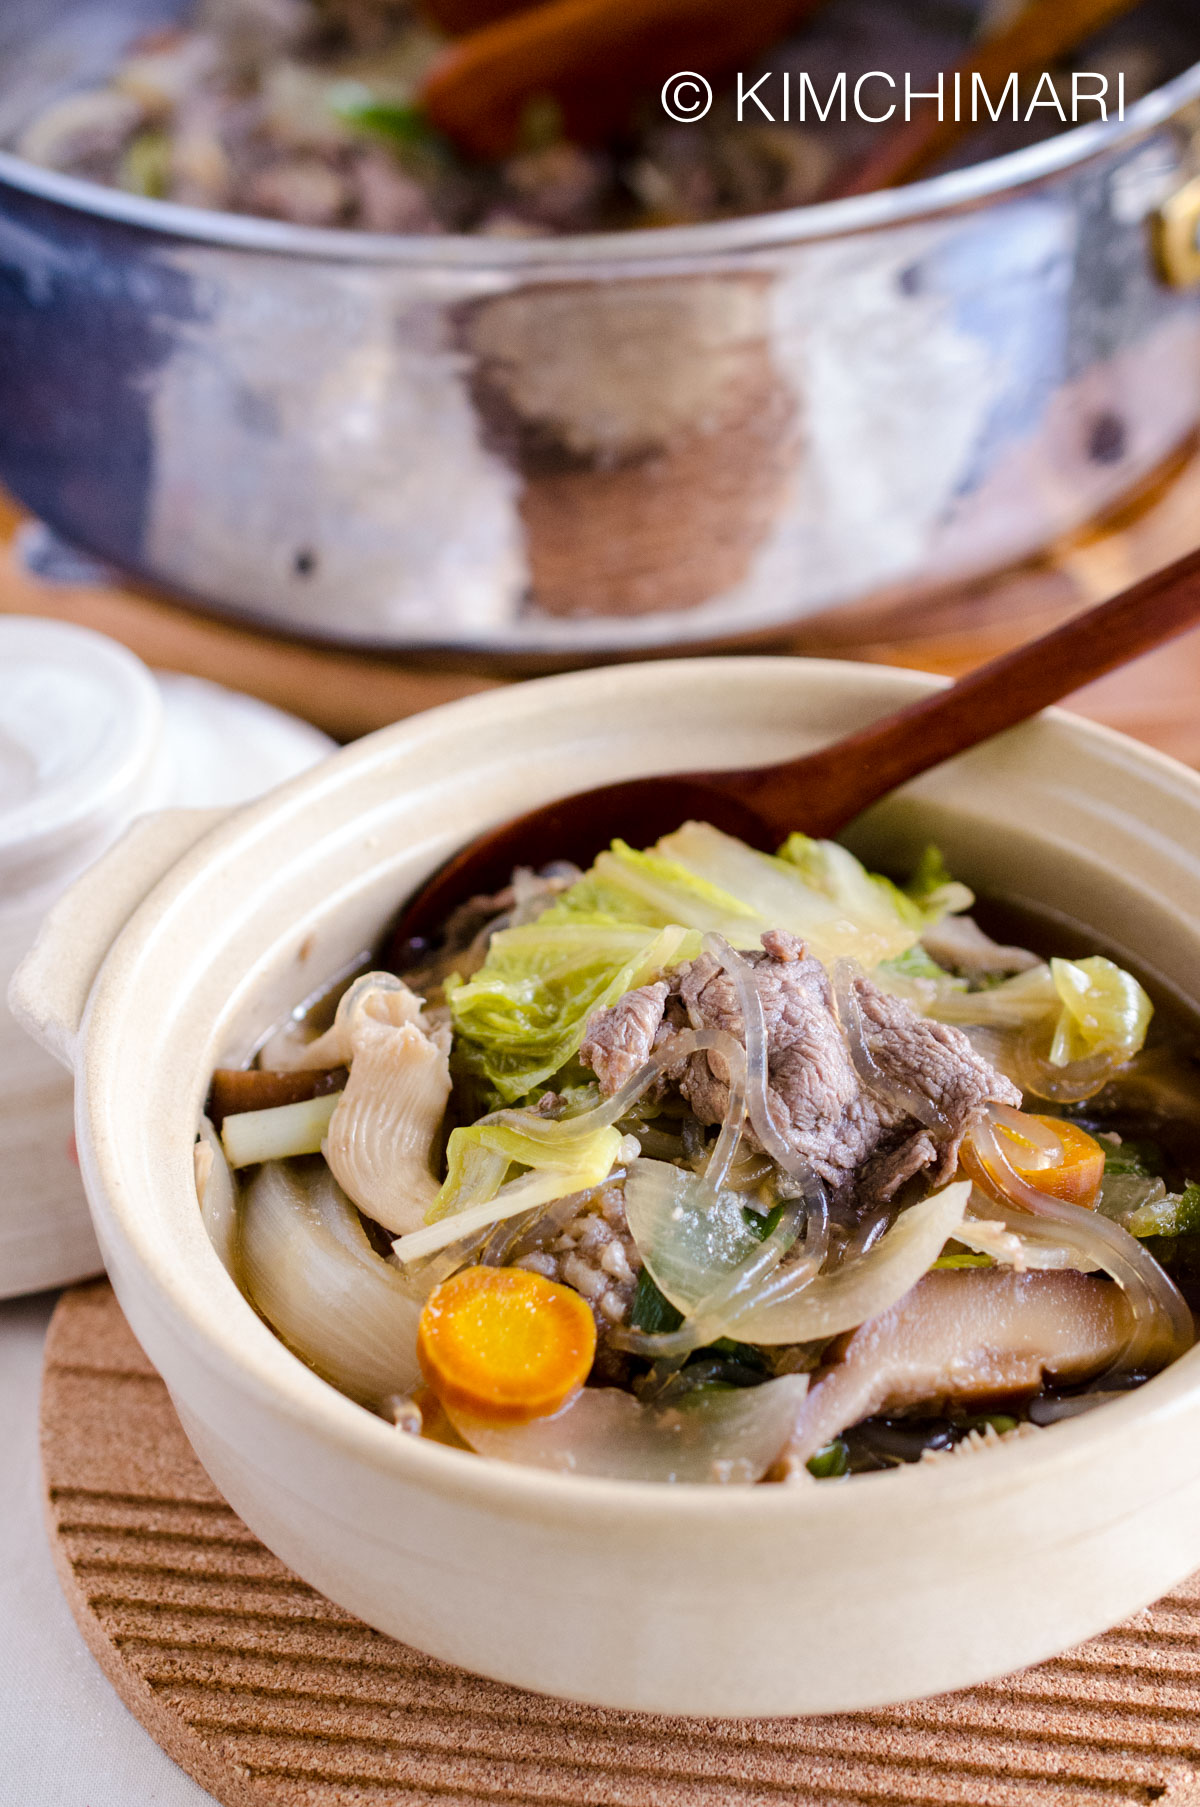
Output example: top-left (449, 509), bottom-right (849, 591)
top-left (1152, 173), bottom-right (1200, 289)
top-left (8, 807), bottom-right (230, 1071)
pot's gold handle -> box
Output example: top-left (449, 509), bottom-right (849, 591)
top-left (1152, 174), bottom-right (1200, 289)
top-left (7, 807), bottom-right (231, 1071)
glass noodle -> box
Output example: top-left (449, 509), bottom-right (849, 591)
top-left (964, 1106), bottom-right (1193, 1374)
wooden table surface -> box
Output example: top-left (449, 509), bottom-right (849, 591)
top-left (3, 445), bottom-right (1200, 754)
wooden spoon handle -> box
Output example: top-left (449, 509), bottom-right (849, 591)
top-left (421, 0), bottom-right (819, 159)
top-left (828, 0), bottom-right (1139, 200)
top-left (417, 0), bottom-right (543, 39)
top-left (739, 544), bottom-right (1200, 839)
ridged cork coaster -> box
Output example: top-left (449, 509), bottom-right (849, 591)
top-left (41, 1281), bottom-right (1200, 1807)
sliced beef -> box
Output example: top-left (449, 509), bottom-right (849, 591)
top-left (673, 935), bottom-right (879, 1192)
top-left (853, 979), bottom-right (1020, 1188)
top-left (579, 980), bottom-right (669, 1094)
top-left (580, 930), bottom-right (1018, 1209)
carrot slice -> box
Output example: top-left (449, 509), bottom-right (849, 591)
top-left (417, 1267), bottom-right (597, 1425)
top-left (998, 1116), bottom-right (1106, 1210)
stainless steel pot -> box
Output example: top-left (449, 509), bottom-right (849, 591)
top-left (2, 0), bottom-right (1200, 656)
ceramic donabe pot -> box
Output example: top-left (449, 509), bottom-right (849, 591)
top-left (13, 658), bottom-right (1200, 1717)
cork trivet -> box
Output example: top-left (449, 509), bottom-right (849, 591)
top-left (41, 1280), bottom-right (1200, 1807)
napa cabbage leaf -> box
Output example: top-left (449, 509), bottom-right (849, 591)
top-left (447, 919), bottom-right (697, 1104)
top-left (929, 955), bottom-right (1153, 1070)
top-left (445, 822), bottom-right (977, 1106)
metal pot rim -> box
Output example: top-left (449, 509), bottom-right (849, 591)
top-left (1, 57), bottom-right (1199, 266)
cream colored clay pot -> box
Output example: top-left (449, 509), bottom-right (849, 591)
top-left (13, 658), bottom-right (1200, 1718)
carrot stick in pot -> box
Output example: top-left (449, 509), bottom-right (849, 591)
top-left (828, 0), bottom-right (1142, 200)
top-left (420, 0), bottom-right (823, 160)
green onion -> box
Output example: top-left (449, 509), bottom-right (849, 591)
top-left (629, 1267), bottom-right (684, 1335)
top-left (328, 83), bottom-right (448, 158)
top-left (743, 1201), bottom-right (787, 1243)
top-left (1102, 1138), bottom-right (1163, 1180)
top-left (961, 1413), bottom-right (1019, 1437)
top-left (807, 1439), bottom-right (849, 1480)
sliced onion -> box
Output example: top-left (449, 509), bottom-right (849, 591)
top-left (240, 1160), bottom-right (422, 1410)
top-left (195, 1117), bottom-right (238, 1276)
top-left (964, 1112), bottom-right (1193, 1373)
top-left (729, 1180), bottom-right (972, 1345)
top-left (620, 1180), bottom-right (971, 1356)
top-left (622, 1160), bottom-right (777, 1313)
top-left (614, 1164), bottom-right (807, 1359)
top-left (679, 1196), bottom-right (809, 1350)
top-left (445, 1375), bottom-right (810, 1483)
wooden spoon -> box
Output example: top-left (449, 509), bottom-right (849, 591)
top-left (417, 0), bottom-right (543, 37)
top-left (827, 0), bottom-right (1141, 200)
top-left (419, 0), bottom-right (821, 161)
top-left (390, 545), bottom-right (1200, 950)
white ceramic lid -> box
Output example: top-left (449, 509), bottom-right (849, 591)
top-left (0, 618), bottom-right (163, 897)
top-left (0, 620), bottom-right (335, 1301)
